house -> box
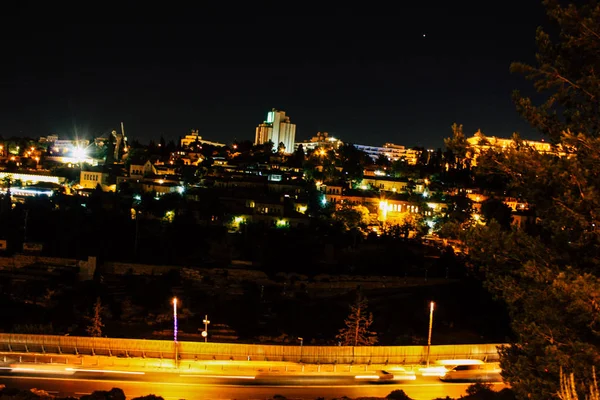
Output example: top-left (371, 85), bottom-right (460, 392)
top-left (360, 176), bottom-right (410, 193)
top-left (129, 160), bottom-right (156, 178)
top-left (79, 167), bottom-right (114, 191)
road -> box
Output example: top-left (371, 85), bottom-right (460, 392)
top-left (0, 370), bottom-right (507, 400)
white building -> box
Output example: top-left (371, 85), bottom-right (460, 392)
top-left (255, 109), bottom-right (296, 154)
top-left (352, 143), bottom-right (404, 161)
top-left (294, 132), bottom-right (343, 152)
top-left (352, 143), bottom-right (421, 165)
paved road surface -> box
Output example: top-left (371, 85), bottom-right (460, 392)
top-left (0, 372), bottom-right (507, 400)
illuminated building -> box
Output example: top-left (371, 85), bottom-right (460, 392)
top-left (466, 132), bottom-right (565, 166)
top-left (353, 143), bottom-right (420, 164)
top-left (294, 132), bottom-right (343, 152)
top-left (255, 109), bottom-right (296, 154)
top-left (180, 130), bottom-right (225, 148)
top-left (0, 171), bottom-right (65, 185)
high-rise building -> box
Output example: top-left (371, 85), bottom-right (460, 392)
top-left (255, 109), bottom-right (296, 154)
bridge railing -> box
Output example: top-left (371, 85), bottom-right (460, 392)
top-left (0, 334), bottom-right (504, 364)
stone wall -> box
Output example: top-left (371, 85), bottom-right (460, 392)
top-left (0, 254), bottom-right (96, 280)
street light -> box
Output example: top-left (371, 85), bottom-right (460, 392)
top-left (172, 297), bottom-right (178, 365)
top-left (426, 301), bottom-right (435, 367)
top-left (202, 315), bottom-right (210, 343)
top-left (298, 337), bottom-right (304, 362)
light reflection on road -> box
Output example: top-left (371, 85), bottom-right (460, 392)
top-left (0, 370), bottom-right (507, 400)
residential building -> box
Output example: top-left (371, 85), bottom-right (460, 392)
top-left (353, 143), bottom-right (419, 163)
top-left (255, 109), bottom-right (296, 154)
top-left (466, 131), bottom-right (565, 166)
top-left (0, 171), bottom-right (65, 186)
top-left (79, 167), bottom-right (114, 191)
top-left (294, 132), bottom-right (343, 152)
top-left (360, 176), bottom-right (410, 193)
top-left (48, 138), bottom-right (90, 154)
top-left (180, 130), bottom-right (225, 148)
top-left (129, 161), bottom-right (156, 178)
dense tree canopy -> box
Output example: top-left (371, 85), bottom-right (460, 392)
top-left (456, 1), bottom-right (600, 399)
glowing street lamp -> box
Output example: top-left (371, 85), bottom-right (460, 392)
top-left (426, 301), bottom-right (435, 367)
top-left (202, 315), bottom-right (210, 343)
top-left (172, 297), bottom-right (178, 365)
top-left (172, 297), bottom-right (178, 342)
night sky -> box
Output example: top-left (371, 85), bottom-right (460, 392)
top-left (0, 3), bottom-right (548, 148)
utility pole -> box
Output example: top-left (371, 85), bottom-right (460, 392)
top-left (426, 301), bottom-right (435, 367)
top-left (354, 304), bottom-right (360, 347)
top-left (202, 315), bottom-right (210, 343)
top-left (173, 298), bottom-right (178, 367)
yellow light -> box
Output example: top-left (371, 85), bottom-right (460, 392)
top-left (234, 216), bottom-right (244, 224)
top-left (172, 297), bottom-right (178, 306)
top-left (430, 301), bottom-right (435, 312)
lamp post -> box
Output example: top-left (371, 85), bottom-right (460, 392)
top-left (298, 337), bottom-right (304, 362)
top-left (202, 315), bottom-right (210, 343)
top-left (426, 301), bottom-right (435, 367)
top-left (173, 297), bottom-right (178, 366)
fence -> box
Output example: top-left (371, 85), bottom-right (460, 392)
top-left (0, 334), bottom-right (503, 364)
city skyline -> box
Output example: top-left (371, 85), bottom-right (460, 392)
top-left (1, 2), bottom-right (547, 148)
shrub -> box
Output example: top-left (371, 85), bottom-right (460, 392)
top-left (387, 389), bottom-right (414, 400)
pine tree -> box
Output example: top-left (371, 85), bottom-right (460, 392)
top-left (443, 123), bottom-right (468, 169)
top-left (455, 1), bottom-right (600, 399)
top-left (336, 294), bottom-right (378, 346)
top-left (86, 297), bottom-right (104, 338)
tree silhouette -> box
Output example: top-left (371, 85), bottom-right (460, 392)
top-left (336, 293), bottom-right (377, 346)
top-left (456, 2), bottom-right (600, 398)
top-left (86, 297), bottom-right (104, 337)
top-left (444, 123), bottom-right (469, 169)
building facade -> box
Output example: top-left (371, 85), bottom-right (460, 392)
top-left (353, 143), bottom-right (418, 164)
top-left (255, 109), bottom-right (296, 154)
top-left (466, 132), bottom-right (565, 166)
top-left (294, 132), bottom-right (343, 152)
top-left (180, 130), bottom-right (225, 148)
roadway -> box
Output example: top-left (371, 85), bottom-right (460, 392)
top-left (0, 369), bottom-right (507, 400)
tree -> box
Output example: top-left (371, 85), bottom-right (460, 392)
top-left (456, 2), bottom-right (600, 398)
top-left (443, 123), bottom-right (469, 169)
top-left (338, 143), bottom-right (370, 182)
top-left (336, 293), bottom-right (378, 346)
top-left (277, 141), bottom-right (286, 154)
top-left (375, 153), bottom-right (391, 168)
top-left (480, 198), bottom-right (513, 230)
top-left (86, 297), bottom-right (104, 337)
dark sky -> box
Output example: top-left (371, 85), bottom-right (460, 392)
top-left (0, 3), bottom-right (548, 148)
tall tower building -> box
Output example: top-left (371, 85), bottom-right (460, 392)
top-left (255, 109), bottom-right (296, 154)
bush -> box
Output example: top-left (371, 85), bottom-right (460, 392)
top-left (462, 382), bottom-right (517, 400)
top-left (387, 389), bottom-right (414, 400)
top-left (132, 396), bottom-right (165, 400)
top-left (80, 388), bottom-right (126, 400)
top-left (466, 382), bottom-right (493, 396)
